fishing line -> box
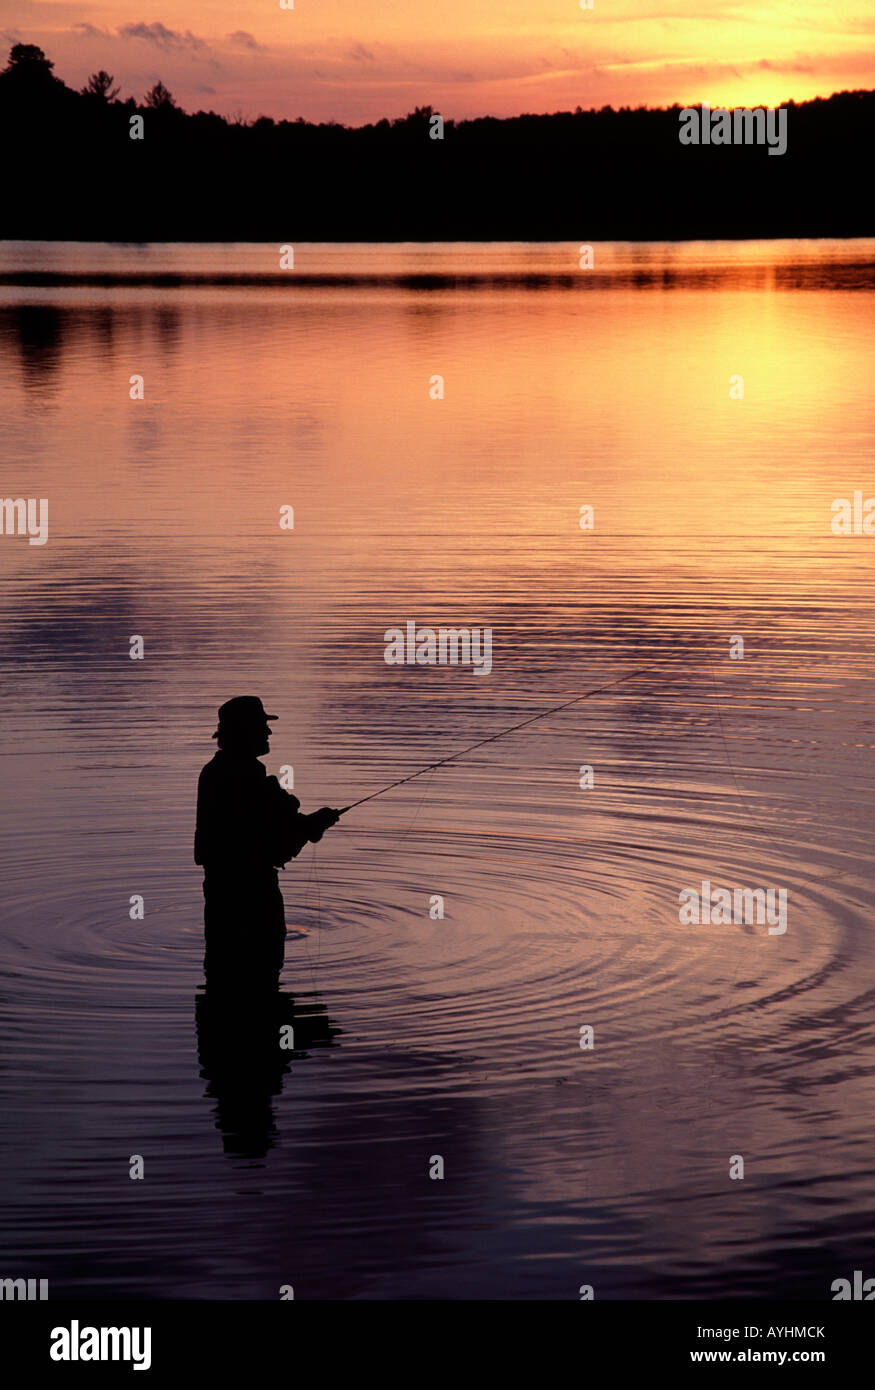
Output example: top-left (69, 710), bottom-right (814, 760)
top-left (312, 840), bottom-right (323, 989)
top-left (395, 763), bottom-right (437, 844)
top-left (296, 842), bottom-right (322, 993)
top-left (337, 664), bottom-right (660, 817)
top-left (703, 651), bottom-right (859, 894)
top-left (289, 664), bottom-right (658, 984)
top-left (699, 651), bottom-right (865, 1113)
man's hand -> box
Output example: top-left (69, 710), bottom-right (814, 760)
top-left (308, 807), bottom-right (341, 842)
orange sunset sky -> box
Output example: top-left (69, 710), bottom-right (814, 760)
top-left (2, 0), bottom-right (874, 124)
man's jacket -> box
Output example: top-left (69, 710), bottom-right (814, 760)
top-left (195, 751), bottom-right (312, 874)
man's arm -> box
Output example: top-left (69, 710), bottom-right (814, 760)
top-left (301, 807), bottom-right (341, 843)
top-left (264, 778), bottom-right (340, 865)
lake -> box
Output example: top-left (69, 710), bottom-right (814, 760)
top-left (0, 239), bottom-right (873, 1298)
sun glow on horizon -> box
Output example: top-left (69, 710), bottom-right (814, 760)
top-left (3, 0), bottom-right (873, 124)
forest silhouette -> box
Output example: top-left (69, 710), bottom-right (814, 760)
top-left (2, 43), bottom-right (873, 241)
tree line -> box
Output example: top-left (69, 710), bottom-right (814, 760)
top-left (2, 43), bottom-right (873, 241)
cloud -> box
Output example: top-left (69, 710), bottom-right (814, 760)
top-left (596, 55), bottom-right (815, 79)
top-left (228, 31), bottom-right (262, 52)
top-left (758, 58), bottom-right (815, 74)
top-left (118, 22), bottom-right (206, 53)
top-left (72, 22), bottom-right (112, 39)
top-left (348, 43), bottom-right (376, 64)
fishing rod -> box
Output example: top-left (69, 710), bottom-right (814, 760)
top-left (337, 663), bottom-right (659, 816)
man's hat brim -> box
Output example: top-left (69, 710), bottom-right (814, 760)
top-left (212, 710), bottom-right (278, 737)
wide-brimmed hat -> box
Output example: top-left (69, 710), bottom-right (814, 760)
top-left (212, 695), bottom-right (278, 738)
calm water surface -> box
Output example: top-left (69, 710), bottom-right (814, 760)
top-left (0, 240), bottom-right (873, 1298)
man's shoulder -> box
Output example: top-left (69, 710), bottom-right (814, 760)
top-left (198, 753), bottom-right (222, 783)
top-left (199, 752), bottom-right (267, 786)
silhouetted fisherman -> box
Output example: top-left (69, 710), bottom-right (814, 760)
top-left (195, 696), bottom-right (340, 989)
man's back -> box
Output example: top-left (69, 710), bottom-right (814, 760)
top-left (195, 750), bottom-right (306, 876)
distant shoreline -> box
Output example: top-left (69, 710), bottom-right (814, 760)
top-left (3, 45), bottom-right (873, 242)
top-left (2, 259), bottom-right (874, 293)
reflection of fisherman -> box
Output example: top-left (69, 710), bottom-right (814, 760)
top-left (195, 696), bottom-right (340, 987)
